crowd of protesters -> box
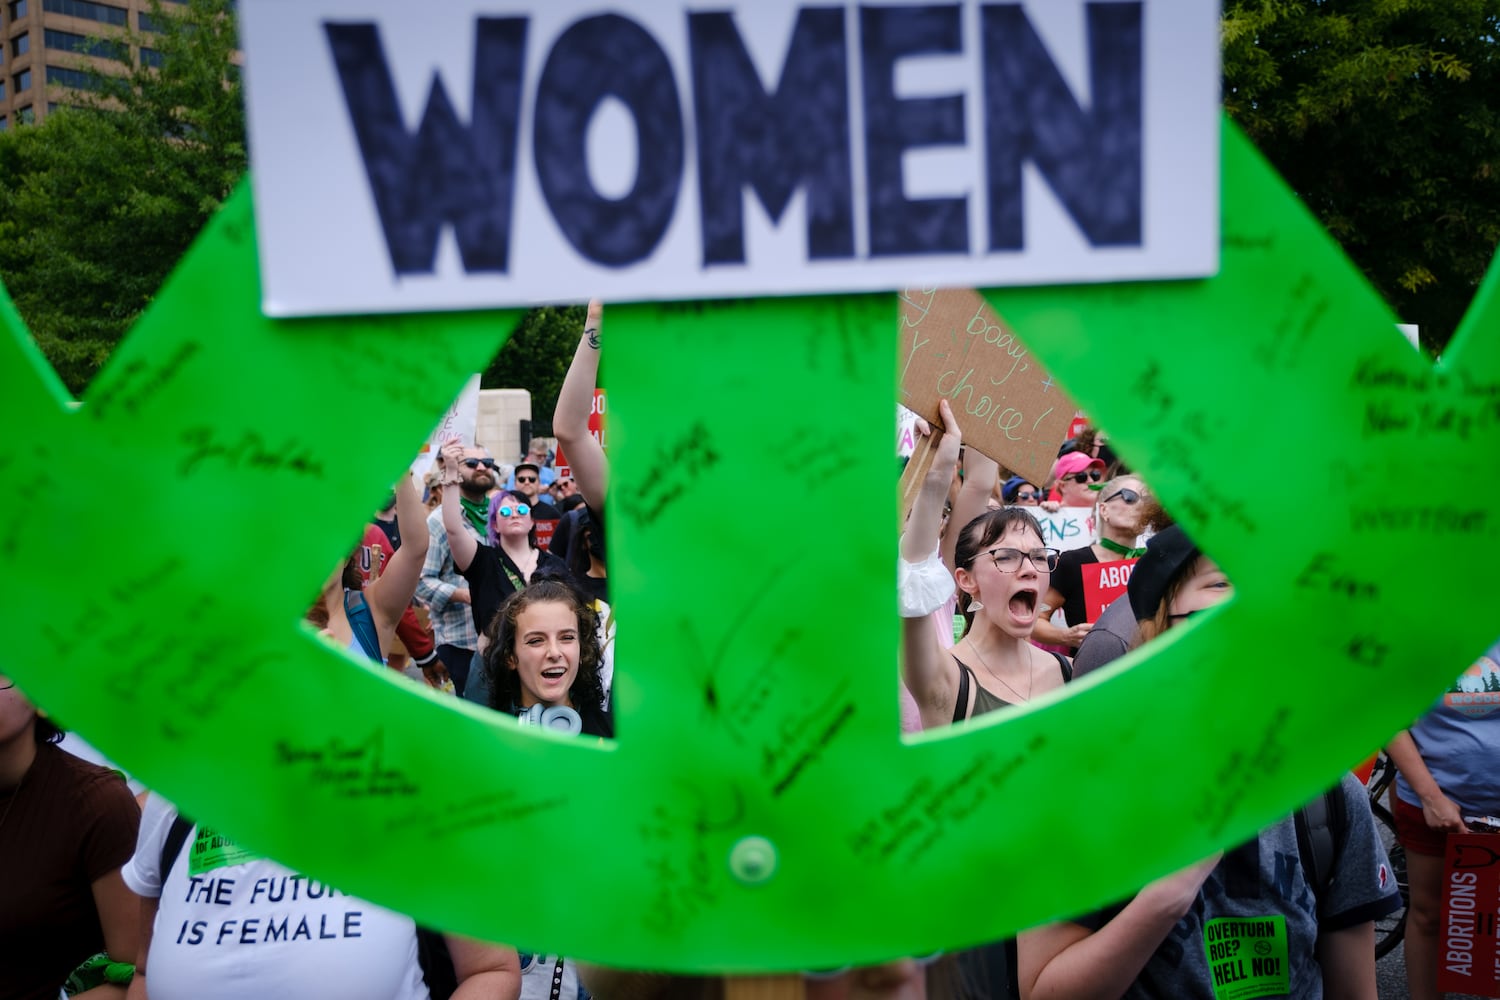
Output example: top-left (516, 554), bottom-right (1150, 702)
top-left (3, 300), bottom-right (1497, 1000)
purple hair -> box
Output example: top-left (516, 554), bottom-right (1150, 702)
top-left (487, 490), bottom-right (537, 549)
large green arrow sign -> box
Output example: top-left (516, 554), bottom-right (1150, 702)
top-left (2, 122), bottom-right (1497, 971)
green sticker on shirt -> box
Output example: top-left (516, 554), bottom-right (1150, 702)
top-left (188, 826), bottom-right (261, 876)
top-left (1203, 915), bottom-right (1289, 1000)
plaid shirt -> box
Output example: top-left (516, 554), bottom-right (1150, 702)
top-left (417, 507), bottom-right (482, 651)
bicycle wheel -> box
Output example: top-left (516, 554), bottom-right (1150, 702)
top-left (1371, 800), bottom-right (1409, 959)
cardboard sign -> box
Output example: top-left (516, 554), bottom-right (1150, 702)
top-left (240, 0), bottom-right (1220, 316)
top-left (1437, 833), bottom-right (1500, 996)
top-left (1083, 558), bottom-right (1137, 622)
top-left (898, 287), bottom-right (1079, 486)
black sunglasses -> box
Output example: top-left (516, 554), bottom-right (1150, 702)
top-left (1065, 470), bottom-right (1103, 484)
top-left (462, 458), bottom-right (498, 470)
top-left (1102, 487), bottom-right (1144, 505)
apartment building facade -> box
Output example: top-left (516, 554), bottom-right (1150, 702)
top-left (0, 0), bottom-right (187, 129)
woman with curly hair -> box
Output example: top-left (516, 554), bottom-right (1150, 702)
top-left (484, 580), bottom-right (613, 739)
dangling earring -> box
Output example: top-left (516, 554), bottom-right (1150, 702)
top-left (969, 600), bottom-right (985, 612)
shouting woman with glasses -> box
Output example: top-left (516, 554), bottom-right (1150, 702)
top-left (1032, 474), bottom-right (1152, 655)
top-left (901, 401), bottom-right (1071, 731)
top-left (901, 401), bottom-right (1070, 999)
top-left (440, 439), bottom-right (572, 659)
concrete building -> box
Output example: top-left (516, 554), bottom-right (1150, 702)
top-left (0, 0), bottom-right (199, 129)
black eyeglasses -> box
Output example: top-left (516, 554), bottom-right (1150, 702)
top-left (462, 458), bottom-right (498, 470)
top-left (982, 546), bottom-right (1060, 573)
top-left (1168, 609), bottom-right (1201, 622)
top-left (1016, 490), bottom-right (1044, 502)
top-left (1102, 487), bottom-right (1144, 505)
top-left (1065, 470), bottom-right (1103, 484)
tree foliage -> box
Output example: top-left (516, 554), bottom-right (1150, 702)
top-left (0, 0), bottom-right (243, 394)
top-left (7, 0), bottom-right (1497, 393)
top-left (1223, 0), bottom-right (1500, 352)
top-left (482, 305), bottom-right (588, 436)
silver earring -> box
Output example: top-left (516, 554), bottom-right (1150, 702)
top-left (968, 600), bottom-right (985, 612)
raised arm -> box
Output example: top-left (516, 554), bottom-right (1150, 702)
top-left (439, 438), bottom-right (480, 574)
top-left (900, 399), bottom-right (963, 717)
top-left (364, 471), bottom-right (429, 638)
top-left (943, 445), bottom-right (998, 573)
top-left (554, 299), bottom-right (608, 509)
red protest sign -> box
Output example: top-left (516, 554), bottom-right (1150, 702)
top-left (535, 518), bottom-right (559, 553)
top-left (1082, 558), bottom-right (1137, 622)
top-left (589, 388), bottom-right (607, 449)
top-left (1437, 833), bottom-right (1500, 996)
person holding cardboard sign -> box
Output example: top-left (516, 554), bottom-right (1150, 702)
top-left (899, 399), bottom-right (1069, 731)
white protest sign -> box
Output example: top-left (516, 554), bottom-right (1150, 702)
top-left (897, 404), bottom-right (919, 459)
top-left (1030, 505), bottom-right (1095, 551)
top-left (241, 0), bottom-right (1221, 317)
top-left (412, 373), bottom-right (481, 476)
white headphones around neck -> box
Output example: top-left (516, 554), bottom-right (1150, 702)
top-left (517, 703), bottom-right (583, 734)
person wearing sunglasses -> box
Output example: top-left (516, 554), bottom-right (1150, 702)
top-left (417, 445), bottom-right (500, 698)
top-left (508, 461), bottom-right (561, 522)
top-left (1032, 475), bottom-right (1151, 655)
top-left (1019, 527), bottom-right (1395, 1000)
top-left (1047, 451), bottom-right (1106, 507)
top-left (440, 439), bottom-right (572, 699)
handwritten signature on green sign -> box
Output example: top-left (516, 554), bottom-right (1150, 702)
top-left (1, 121), bottom-right (1496, 971)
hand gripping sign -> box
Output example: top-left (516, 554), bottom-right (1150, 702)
top-left (4, 0), bottom-right (1500, 974)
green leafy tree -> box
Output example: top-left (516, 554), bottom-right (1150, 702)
top-left (0, 0), bottom-right (243, 394)
top-left (482, 305), bottom-right (588, 436)
top-left (1223, 0), bottom-right (1500, 352)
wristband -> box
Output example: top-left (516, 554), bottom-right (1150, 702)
top-left (898, 549), bottom-right (956, 619)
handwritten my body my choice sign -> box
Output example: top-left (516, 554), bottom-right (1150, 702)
top-left (240, 0), bottom-right (1220, 316)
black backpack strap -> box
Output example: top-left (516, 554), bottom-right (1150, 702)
top-left (1053, 651), bottom-right (1073, 683)
top-left (159, 813), bottom-right (194, 883)
top-left (1295, 783), bottom-right (1347, 910)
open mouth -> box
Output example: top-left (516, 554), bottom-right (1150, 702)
top-left (1009, 589), bottom-right (1038, 617)
top-left (541, 667), bottom-right (568, 680)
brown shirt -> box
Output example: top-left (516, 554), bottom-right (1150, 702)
top-left (0, 742), bottom-right (139, 1000)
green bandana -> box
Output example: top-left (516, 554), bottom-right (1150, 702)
top-left (1099, 537), bottom-right (1146, 558)
top-left (460, 495), bottom-right (489, 537)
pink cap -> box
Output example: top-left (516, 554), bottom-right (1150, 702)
top-left (1050, 451), bottom-right (1106, 482)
